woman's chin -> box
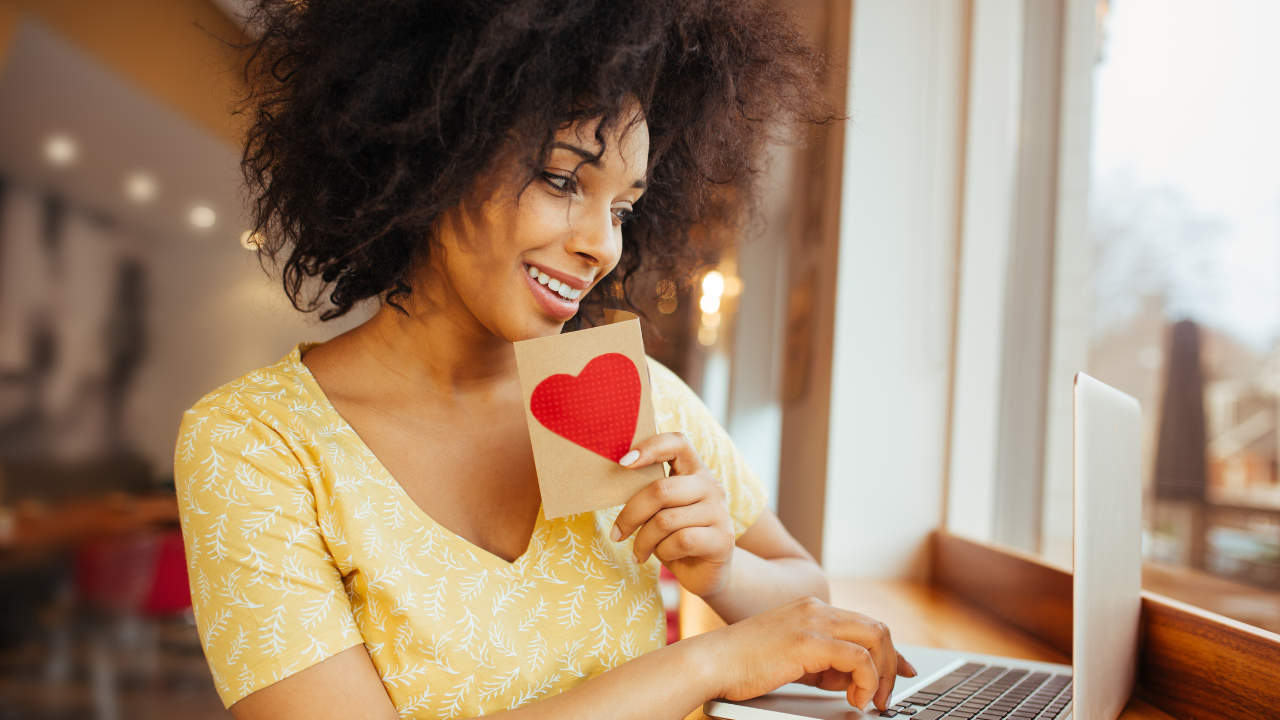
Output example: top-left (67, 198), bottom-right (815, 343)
top-left (491, 311), bottom-right (568, 344)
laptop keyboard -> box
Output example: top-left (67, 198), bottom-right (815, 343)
top-left (877, 663), bottom-right (1072, 719)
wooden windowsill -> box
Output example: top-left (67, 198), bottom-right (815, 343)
top-left (1141, 560), bottom-right (1280, 635)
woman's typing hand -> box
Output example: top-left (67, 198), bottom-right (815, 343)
top-left (611, 432), bottom-right (737, 598)
top-left (699, 596), bottom-right (919, 712)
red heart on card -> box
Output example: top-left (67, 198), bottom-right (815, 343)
top-left (530, 353), bottom-right (641, 462)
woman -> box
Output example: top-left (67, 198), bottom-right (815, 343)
top-left (174, 1), bottom-right (916, 718)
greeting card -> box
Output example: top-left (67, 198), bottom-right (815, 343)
top-left (514, 310), bottom-right (664, 519)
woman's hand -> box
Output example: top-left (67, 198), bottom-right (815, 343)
top-left (611, 432), bottom-right (736, 597)
top-left (701, 596), bottom-right (918, 712)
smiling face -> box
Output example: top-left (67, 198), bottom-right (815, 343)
top-left (426, 105), bottom-right (650, 343)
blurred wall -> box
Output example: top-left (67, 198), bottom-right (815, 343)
top-left (0, 10), bottom-right (368, 489)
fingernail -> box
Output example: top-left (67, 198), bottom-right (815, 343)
top-left (632, 551), bottom-right (641, 564)
top-left (618, 450), bottom-right (639, 467)
top-left (610, 525), bottom-right (622, 542)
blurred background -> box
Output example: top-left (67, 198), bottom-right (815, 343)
top-left (0, 0), bottom-right (1277, 718)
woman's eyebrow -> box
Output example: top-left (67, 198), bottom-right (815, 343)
top-left (553, 141), bottom-right (602, 163)
top-left (553, 141), bottom-right (647, 190)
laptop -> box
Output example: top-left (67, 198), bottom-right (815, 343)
top-left (705, 373), bottom-right (1143, 720)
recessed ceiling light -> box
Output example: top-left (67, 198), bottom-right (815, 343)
top-left (125, 173), bottom-right (157, 203)
top-left (44, 134), bottom-right (78, 166)
top-left (189, 206), bottom-right (216, 228)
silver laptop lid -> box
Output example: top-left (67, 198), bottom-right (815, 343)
top-left (1072, 373), bottom-right (1143, 720)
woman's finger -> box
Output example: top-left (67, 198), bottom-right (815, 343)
top-left (611, 474), bottom-right (716, 543)
top-left (649, 525), bottom-right (728, 566)
top-left (875, 635), bottom-right (897, 709)
top-left (897, 651), bottom-right (918, 678)
top-left (825, 612), bottom-right (897, 709)
top-left (631, 504), bottom-right (721, 562)
top-left (617, 432), bottom-right (704, 476)
top-left (814, 668), bottom-right (853, 692)
top-left (814, 638), bottom-right (879, 710)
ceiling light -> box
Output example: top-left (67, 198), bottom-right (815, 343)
top-left (189, 206), bottom-right (216, 228)
top-left (44, 135), bottom-right (78, 166)
top-left (125, 173), bottom-right (157, 203)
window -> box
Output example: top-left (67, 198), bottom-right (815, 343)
top-left (1079, 0), bottom-right (1280, 633)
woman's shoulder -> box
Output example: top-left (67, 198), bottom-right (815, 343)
top-left (645, 355), bottom-right (718, 436)
top-left (644, 355), bottom-right (697, 410)
top-left (181, 343), bottom-right (323, 438)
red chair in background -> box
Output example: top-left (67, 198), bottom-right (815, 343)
top-left (72, 528), bottom-right (192, 720)
top-left (75, 528), bottom-right (190, 616)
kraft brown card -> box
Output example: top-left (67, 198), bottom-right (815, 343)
top-left (514, 310), bottom-right (664, 520)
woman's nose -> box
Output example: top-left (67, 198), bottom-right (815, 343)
top-left (564, 202), bottom-right (621, 269)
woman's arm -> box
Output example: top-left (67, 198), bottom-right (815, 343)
top-left (231, 645), bottom-right (400, 719)
top-left (704, 509), bottom-right (830, 623)
top-left (233, 597), bottom-right (915, 720)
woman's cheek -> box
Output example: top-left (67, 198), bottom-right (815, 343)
top-left (520, 196), bottom-right (574, 242)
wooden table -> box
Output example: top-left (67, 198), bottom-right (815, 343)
top-left (0, 494), bottom-right (179, 556)
top-left (682, 579), bottom-right (1175, 720)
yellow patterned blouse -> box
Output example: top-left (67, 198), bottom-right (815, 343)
top-left (174, 343), bottom-right (765, 716)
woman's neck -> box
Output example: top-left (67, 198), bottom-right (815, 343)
top-left (312, 253), bottom-right (524, 403)
top-left (356, 296), bottom-right (519, 396)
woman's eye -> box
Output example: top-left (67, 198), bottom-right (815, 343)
top-left (540, 171), bottom-right (578, 194)
top-left (611, 207), bottom-right (635, 225)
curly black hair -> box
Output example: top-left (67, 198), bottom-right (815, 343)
top-left (239, 0), bottom-right (835, 321)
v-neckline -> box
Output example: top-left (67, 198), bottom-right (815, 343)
top-left (289, 343), bottom-right (550, 570)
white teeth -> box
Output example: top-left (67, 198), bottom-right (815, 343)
top-left (528, 265), bottom-right (581, 301)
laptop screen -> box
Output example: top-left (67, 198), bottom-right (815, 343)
top-left (1073, 373), bottom-right (1143, 720)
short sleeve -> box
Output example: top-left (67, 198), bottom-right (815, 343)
top-left (174, 403), bottom-right (362, 707)
top-left (646, 359), bottom-right (768, 538)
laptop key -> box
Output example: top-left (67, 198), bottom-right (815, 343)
top-left (877, 711), bottom-right (898, 718)
top-left (913, 710), bottom-right (945, 720)
top-left (921, 674), bottom-right (970, 695)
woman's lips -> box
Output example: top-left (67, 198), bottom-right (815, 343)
top-left (524, 268), bottom-right (581, 321)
